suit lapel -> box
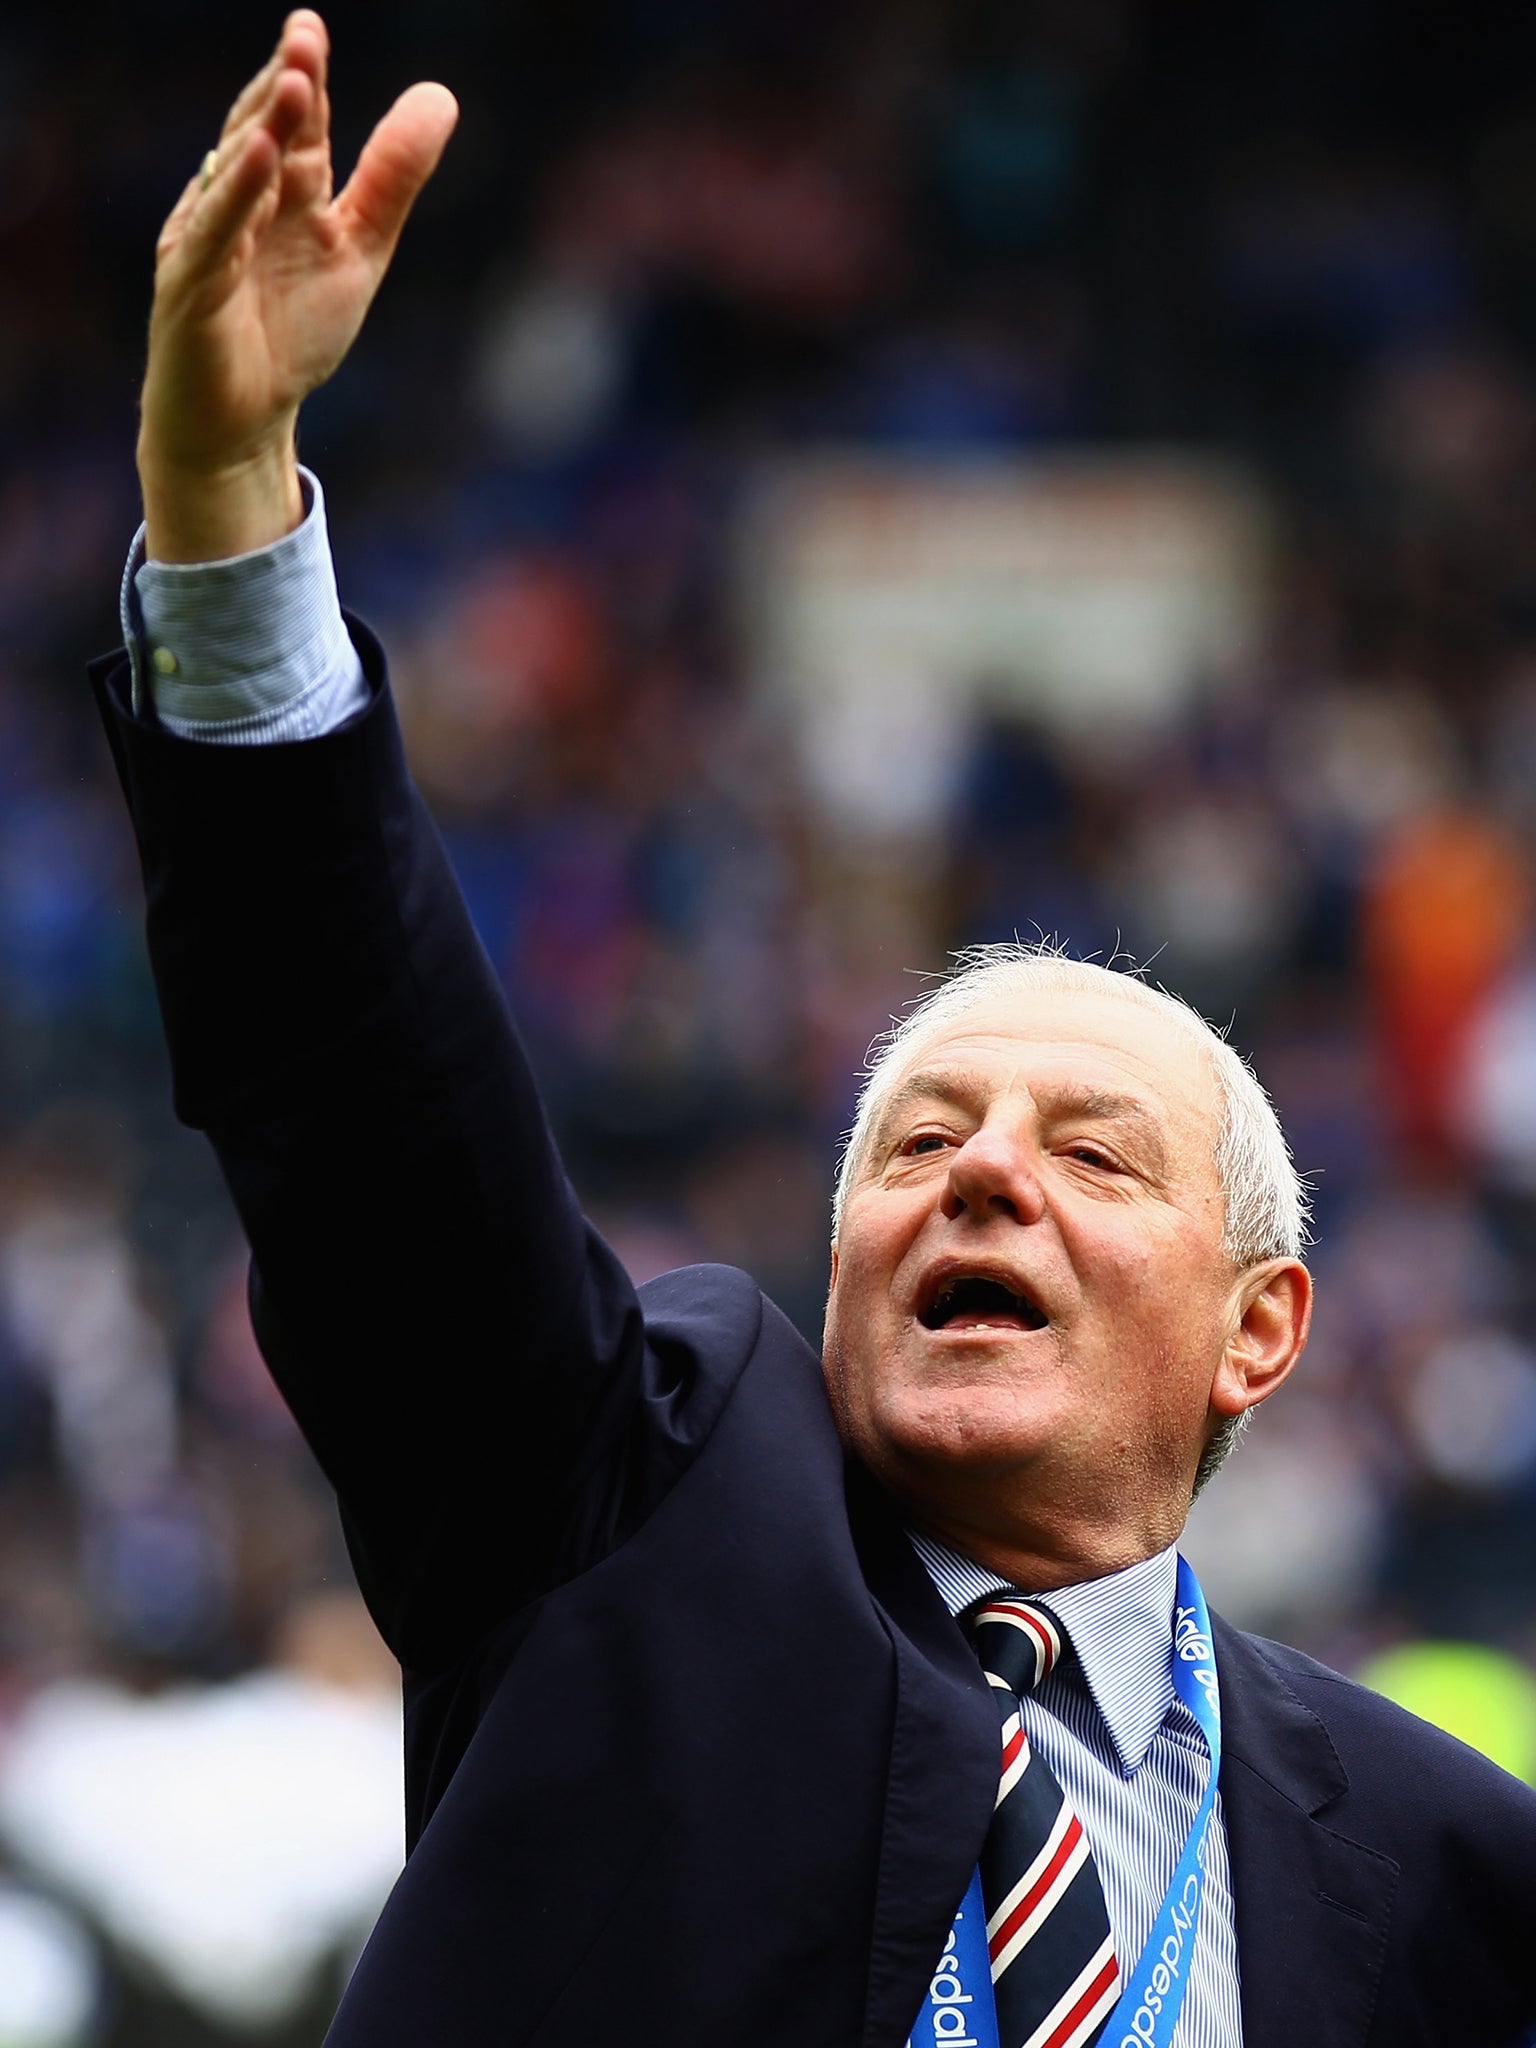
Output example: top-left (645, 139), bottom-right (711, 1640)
top-left (836, 1513), bottom-right (1402, 2048)
top-left (845, 1465), bottom-right (1000, 2048)
top-left (1214, 1618), bottom-right (1397, 2048)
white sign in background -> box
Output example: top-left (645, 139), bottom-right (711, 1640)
top-left (738, 456), bottom-right (1271, 839)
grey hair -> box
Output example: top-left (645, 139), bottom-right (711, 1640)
top-left (831, 942), bottom-right (1311, 1494)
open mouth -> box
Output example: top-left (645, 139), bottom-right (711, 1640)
top-left (918, 1275), bottom-right (1048, 1333)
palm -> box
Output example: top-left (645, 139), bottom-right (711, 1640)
top-left (152, 189), bottom-right (371, 466)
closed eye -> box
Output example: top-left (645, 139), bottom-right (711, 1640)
top-left (1065, 1144), bottom-right (1121, 1171)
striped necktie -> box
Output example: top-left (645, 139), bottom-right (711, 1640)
top-left (970, 1599), bottom-right (1121, 2048)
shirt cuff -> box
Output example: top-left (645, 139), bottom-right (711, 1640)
top-left (119, 468), bottom-right (368, 742)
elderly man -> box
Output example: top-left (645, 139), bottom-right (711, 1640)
top-left (94, 16), bottom-right (1536, 2048)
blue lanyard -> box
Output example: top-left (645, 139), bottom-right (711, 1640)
top-left (909, 1556), bottom-right (1221, 2048)
top-left (910, 1866), bottom-right (1001, 2048)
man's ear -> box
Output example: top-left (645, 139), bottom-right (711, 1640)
top-left (827, 1242), bottom-right (839, 1295)
top-left (1209, 1259), bottom-right (1312, 1420)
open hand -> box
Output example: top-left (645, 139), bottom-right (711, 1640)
top-left (138, 10), bottom-right (457, 561)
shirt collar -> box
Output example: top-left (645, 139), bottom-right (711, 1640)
top-left (907, 1528), bottom-right (1180, 1778)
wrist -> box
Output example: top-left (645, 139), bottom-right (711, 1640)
top-left (138, 436), bottom-right (305, 565)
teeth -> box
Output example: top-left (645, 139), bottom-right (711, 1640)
top-left (920, 1274), bottom-right (1045, 1330)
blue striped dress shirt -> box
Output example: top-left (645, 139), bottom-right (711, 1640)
top-left (909, 1533), bottom-right (1240, 2048)
top-left (122, 498), bottom-right (1241, 2048)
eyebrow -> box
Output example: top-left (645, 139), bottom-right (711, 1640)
top-left (871, 1069), bottom-right (1171, 1175)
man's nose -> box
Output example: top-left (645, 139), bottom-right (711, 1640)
top-left (941, 1126), bottom-right (1048, 1224)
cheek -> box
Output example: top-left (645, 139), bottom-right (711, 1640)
top-left (1068, 1219), bottom-right (1168, 1306)
top-left (830, 1209), bottom-right (912, 1307)
top-left (824, 1239), bottom-right (885, 1373)
top-left (1090, 1204), bottom-right (1212, 1285)
top-left (1071, 1221), bottom-right (1228, 1357)
top-left (827, 1248), bottom-right (905, 1385)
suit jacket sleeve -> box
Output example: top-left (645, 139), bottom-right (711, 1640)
top-left (90, 624), bottom-right (720, 1672)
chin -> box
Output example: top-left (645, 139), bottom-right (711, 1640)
top-left (862, 1382), bottom-right (1056, 1478)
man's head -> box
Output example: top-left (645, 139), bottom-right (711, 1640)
top-left (821, 945), bottom-right (1312, 1590)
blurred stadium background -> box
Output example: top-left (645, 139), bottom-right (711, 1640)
top-left (5, 0), bottom-right (1536, 2038)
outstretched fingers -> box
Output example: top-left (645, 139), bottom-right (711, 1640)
top-left (217, 47), bottom-right (286, 146)
top-left (169, 57), bottom-right (318, 278)
top-left (209, 46), bottom-right (316, 196)
top-left (336, 82), bottom-right (459, 272)
top-left (187, 10), bottom-right (327, 238)
top-left (283, 11), bottom-right (332, 155)
top-left (160, 119), bottom-right (287, 309)
top-left (218, 12), bottom-right (326, 146)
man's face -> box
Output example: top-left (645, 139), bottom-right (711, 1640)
top-left (822, 986), bottom-right (1284, 1579)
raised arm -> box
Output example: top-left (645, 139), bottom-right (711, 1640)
top-left (137, 9), bottom-right (455, 563)
top-left (99, 19), bottom-right (717, 1676)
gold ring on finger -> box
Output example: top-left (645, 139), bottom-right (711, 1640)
top-left (198, 150), bottom-right (218, 193)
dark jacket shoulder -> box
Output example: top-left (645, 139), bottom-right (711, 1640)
top-left (1237, 1622), bottom-right (1536, 1818)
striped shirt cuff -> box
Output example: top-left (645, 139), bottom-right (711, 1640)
top-left (120, 467), bottom-right (369, 743)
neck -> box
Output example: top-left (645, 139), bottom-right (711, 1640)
top-left (896, 1483), bottom-right (1186, 1594)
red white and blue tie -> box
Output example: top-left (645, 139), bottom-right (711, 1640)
top-left (971, 1599), bottom-right (1122, 2048)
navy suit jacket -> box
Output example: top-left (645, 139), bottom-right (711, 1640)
top-left (91, 632), bottom-right (1536, 2048)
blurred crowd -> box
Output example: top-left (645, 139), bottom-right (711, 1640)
top-left (6, 0), bottom-right (1536, 2038)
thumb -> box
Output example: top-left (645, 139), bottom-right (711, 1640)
top-left (337, 81), bottom-right (458, 268)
